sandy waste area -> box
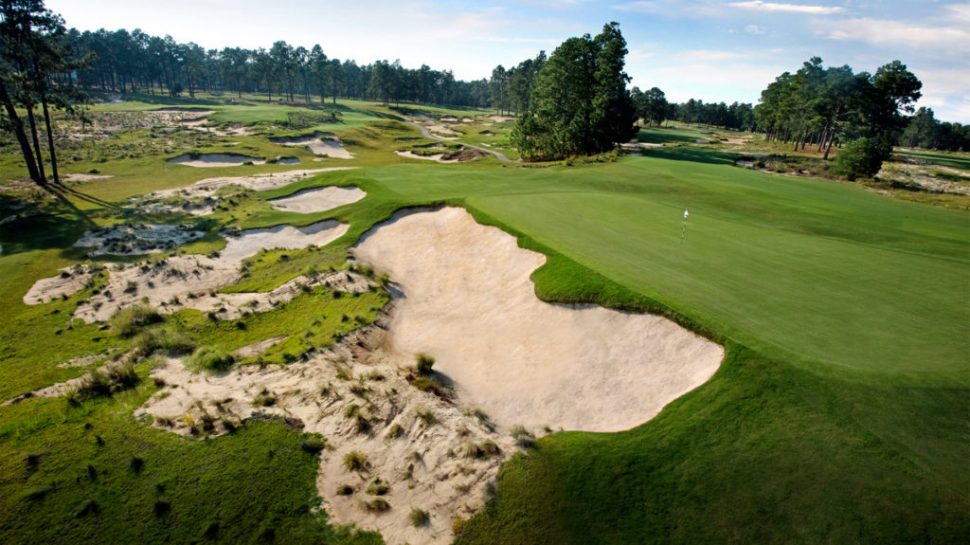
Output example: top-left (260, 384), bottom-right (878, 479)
top-left (19, 206), bottom-right (724, 545)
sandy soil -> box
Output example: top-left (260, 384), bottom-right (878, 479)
top-left (74, 224), bottom-right (205, 256)
top-left (877, 162), bottom-right (970, 195)
top-left (63, 173), bottom-right (114, 182)
top-left (394, 151), bottom-right (458, 164)
top-left (269, 186), bottom-right (366, 213)
top-left (168, 153), bottom-right (266, 167)
top-left (487, 115), bottom-right (513, 123)
top-left (354, 207), bottom-right (724, 432)
top-left (135, 322), bottom-right (517, 545)
top-left (151, 167), bottom-right (358, 201)
top-left (272, 133), bottom-right (355, 159)
top-left (23, 264), bottom-right (94, 304)
top-left (69, 221), bottom-right (352, 323)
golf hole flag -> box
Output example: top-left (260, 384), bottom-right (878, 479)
top-left (682, 209), bottom-right (689, 241)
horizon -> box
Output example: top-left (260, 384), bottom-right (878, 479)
top-left (47, 0), bottom-right (970, 122)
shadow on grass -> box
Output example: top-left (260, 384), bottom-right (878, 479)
top-left (637, 128), bottom-right (700, 145)
top-left (0, 192), bottom-right (91, 255)
top-left (642, 146), bottom-right (740, 166)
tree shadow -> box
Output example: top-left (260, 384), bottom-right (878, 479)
top-left (642, 146), bottom-right (740, 166)
top-left (0, 191), bottom-right (91, 255)
top-left (637, 128), bottom-right (701, 145)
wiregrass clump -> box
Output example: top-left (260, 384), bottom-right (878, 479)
top-left (70, 362), bottom-right (140, 401)
top-left (110, 303), bottom-right (163, 337)
top-left (187, 346), bottom-right (235, 373)
top-left (132, 325), bottom-right (195, 360)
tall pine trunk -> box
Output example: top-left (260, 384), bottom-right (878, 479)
top-left (25, 105), bottom-right (47, 184)
top-left (41, 97), bottom-right (60, 184)
top-left (0, 83), bottom-right (43, 184)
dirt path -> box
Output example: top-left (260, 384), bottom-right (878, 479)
top-left (405, 120), bottom-right (513, 164)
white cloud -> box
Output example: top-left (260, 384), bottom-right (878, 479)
top-left (819, 18), bottom-right (970, 50)
top-left (745, 24), bottom-right (766, 34)
top-left (729, 1), bottom-right (845, 15)
top-left (944, 3), bottom-right (970, 23)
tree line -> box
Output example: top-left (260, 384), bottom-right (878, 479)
top-left (69, 30), bottom-right (491, 107)
top-left (900, 107), bottom-right (970, 152)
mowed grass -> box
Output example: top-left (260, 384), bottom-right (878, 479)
top-left (363, 153), bottom-right (970, 382)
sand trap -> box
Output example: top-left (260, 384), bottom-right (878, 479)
top-left (440, 116), bottom-right (458, 122)
top-left (74, 224), bottom-right (205, 256)
top-left (272, 132), bottom-right (355, 159)
top-left (134, 323), bottom-right (516, 545)
top-left (394, 151), bottom-right (457, 164)
top-left (168, 153), bottom-right (266, 168)
top-left (487, 115), bottom-right (513, 123)
top-left (269, 186), bottom-right (366, 213)
top-left (355, 208), bottom-right (724, 432)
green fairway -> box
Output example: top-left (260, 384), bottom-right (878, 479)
top-left (360, 155), bottom-right (970, 382)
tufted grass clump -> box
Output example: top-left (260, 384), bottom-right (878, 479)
top-left (360, 498), bottom-right (390, 512)
top-left (187, 346), bottom-right (235, 373)
top-left (343, 450), bottom-right (369, 472)
top-left (409, 507), bottom-right (430, 527)
top-left (132, 325), bottom-right (195, 360)
top-left (111, 303), bottom-right (163, 337)
top-left (74, 362), bottom-right (140, 401)
top-left (415, 353), bottom-right (435, 375)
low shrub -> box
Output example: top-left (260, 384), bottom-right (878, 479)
top-left (343, 450), bottom-right (369, 472)
top-left (132, 325), bottom-right (195, 359)
top-left (360, 498), bottom-right (390, 513)
top-left (187, 346), bottom-right (235, 373)
top-left (75, 362), bottom-right (140, 400)
top-left (111, 303), bottom-right (163, 337)
top-left (366, 479), bottom-right (390, 496)
top-left (415, 353), bottom-right (435, 375)
top-left (409, 507), bottom-right (430, 527)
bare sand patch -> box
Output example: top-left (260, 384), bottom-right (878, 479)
top-left (135, 323), bottom-right (516, 545)
top-left (354, 207), bottom-right (724, 433)
top-left (168, 153), bottom-right (266, 168)
top-left (487, 115), bottom-right (513, 123)
top-left (394, 151), bottom-right (458, 164)
top-left (63, 173), bottom-right (113, 182)
top-left (23, 264), bottom-right (94, 304)
top-left (152, 167), bottom-right (357, 201)
top-left (74, 224), bottom-right (205, 256)
top-left (269, 186), bottom-right (366, 213)
top-left (878, 162), bottom-right (970, 195)
top-left (272, 132), bottom-right (355, 159)
top-left (69, 221), bottom-right (351, 323)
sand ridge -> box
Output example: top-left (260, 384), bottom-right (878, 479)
top-left (354, 207), bottom-right (725, 432)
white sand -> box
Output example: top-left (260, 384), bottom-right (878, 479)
top-left (152, 167), bottom-right (357, 200)
top-left (487, 115), bottom-right (514, 123)
top-left (135, 323), bottom-right (516, 545)
top-left (354, 207), bottom-right (724, 433)
top-left (269, 186), bottom-right (366, 213)
top-left (272, 133), bottom-right (355, 159)
top-left (63, 173), bottom-right (113, 182)
top-left (23, 264), bottom-right (93, 304)
top-left (65, 221), bottom-right (351, 323)
top-left (168, 153), bottom-right (266, 167)
top-left (394, 151), bottom-right (457, 164)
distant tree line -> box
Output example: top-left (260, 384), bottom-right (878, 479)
top-left (67, 30), bottom-right (491, 107)
top-left (900, 107), bottom-right (970, 152)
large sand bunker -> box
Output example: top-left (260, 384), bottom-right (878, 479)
top-left (271, 132), bottom-right (354, 159)
top-left (168, 153), bottom-right (266, 167)
top-left (269, 186), bottom-right (366, 213)
top-left (355, 207), bottom-right (724, 432)
top-left (74, 224), bottom-right (205, 256)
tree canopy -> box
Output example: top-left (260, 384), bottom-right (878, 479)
top-left (511, 22), bottom-right (637, 161)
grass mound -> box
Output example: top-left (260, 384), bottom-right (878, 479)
top-left (110, 304), bottom-right (163, 337)
top-left (186, 346), bottom-right (235, 373)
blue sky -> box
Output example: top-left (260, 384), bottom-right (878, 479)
top-left (49, 0), bottom-right (970, 121)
